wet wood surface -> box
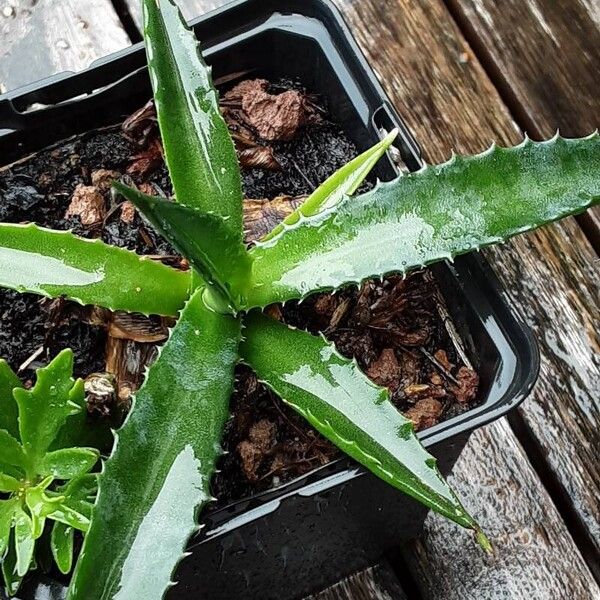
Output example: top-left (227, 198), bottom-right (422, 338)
top-left (1, 0), bottom-right (599, 598)
top-left (404, 420), bottom-right (598, 600)
top-left (447, 0), bottom-right (600, 137)
top-left (446, 0), bottom-right (600, 259)
top-left (442, 2), bottom-right (600, 554)
top-left (0, 0), bottom-right (129, 94)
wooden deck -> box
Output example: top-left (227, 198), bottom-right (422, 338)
top-left (1, 0), bottom-right (599, 598)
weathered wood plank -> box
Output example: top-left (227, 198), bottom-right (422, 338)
top-left (447, 0), bottom-right (600, 249)
top-left (485, 221), bottom-right (600, 564)
top-left (332, 0), bottom-right (600, 589)
top-left (0, 0), bottom-right (130, 94)
top-left (405, 420), bottom-right (599, 600)
top-left (306, 563), bottom-right (408, 600)
top-left (447, 0), bottom-right (600, 136)
top-left (448, 0), bottom-right (600, 563)
top-left (333, 0), bottom-right (516, 159)
top-left (124, 0), bottom-right (230, 30)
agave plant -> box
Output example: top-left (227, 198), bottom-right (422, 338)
top-left (0, 0), bottom-right (597, 596)
top-left (0, 351), bottom-right (100, 594)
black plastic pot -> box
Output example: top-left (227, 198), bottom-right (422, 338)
top-left (0, 1), bottom-right (540, 599)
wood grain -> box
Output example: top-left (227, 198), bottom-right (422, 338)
top-left (447, 0), bottom-right (600, 249)
top-left (2, 0), bottom-right (599, 597)
top-left (0, 0), bottom-right (130, 94)
top-left (404, 420), bottom-right (600, 600)
top-left (446, 0), bottom-right (600, 565)
top-left (332, 0), bottom-right (600, 587)
top-left (124, 0), bottom-right (231, 30)
top-left (447, 0), bottom-right (600, 137)
top-left (307, 563), bottom-right (408, 600)
top-left (485, 220), bottom-right (600, 563)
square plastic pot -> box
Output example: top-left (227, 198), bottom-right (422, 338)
top-left (0, 1), bottom-right (539, 598)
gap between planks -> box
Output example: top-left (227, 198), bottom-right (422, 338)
top-left (508, 409), bottom-right (600, 583)
top-left (110, 0), bottom-right (143, 43)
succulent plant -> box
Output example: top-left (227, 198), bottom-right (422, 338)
top-left (0, 351), bottom-right (99, 594)
top-left (0, 0), bottom-right (597, 597)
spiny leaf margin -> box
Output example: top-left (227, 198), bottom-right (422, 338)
top-left (0, 223), bottom-right (191, 317)
top-left (143, 0), bottom-right (243, 238)
top-left (67, 288), bottom-right (240, 600)
top-left (240, 311), bottom-right (487, 542)
top-left (245, 133), bottom-right (600, 308)
top-left (114, 182), bottom-right (251, 310)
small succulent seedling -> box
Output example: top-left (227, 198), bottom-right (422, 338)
top-left (0, 0), bottom-right (598, 597)
top-left (0, 351), bottom-right (99, 594)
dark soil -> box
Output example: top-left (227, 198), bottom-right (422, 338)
top-left (241, 123), bottom-right (361, 199)
top-left (0, 78), bottom-right (481, 507)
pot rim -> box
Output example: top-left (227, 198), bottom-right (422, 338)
top-left (0, 0), bottom-right (539, 547)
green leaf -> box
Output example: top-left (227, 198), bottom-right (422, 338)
top-left (13, 349), bottom-right (81, 465)
top-left (0, 499), bottom-right (17, 559)
top-left (240, 311), bottom-right (482, 534)
top-left (0, 223), bottom-right (191, 316)
top-left (39, 477), bottom-right (96, 532)
top-left (40, 448), bottom-right (99, 480)
top-left (44, 502), bottom-right (90, 533)
top-left (25, 478), bottom-right (64, 539)
top-left (0, 354), bottom-right (102, 593)
top-left (0, 464), bottom-right (21, 482)
top-left (1, 529), bottom-right (22, 596)
top-left (50, 474), bottom-right (98, 573)
top-left (0, 431), bottom-right (25, 469)
top-left (13, 507), bottom-right (34, 577)
top-left (51, 521), bottom-right (74, 574)
top-left (0, 360), bottom-right (22, 439)
top-left (58, 473), bottom-right (98, 502)
top-left (54, 474), bottom-right (98, 522)
top-left (68, 287), bottom-right (241, 600)
top-left (245, 134), bottom-right (600, 307)
top-left (142, 0), bottom-right (243, 238)
top-left (0, 474), bottom-right (20, 493)
top-left (262, 129), bottom-right (398, 241)
top-left (49, 377), bottom-right (85, 450)
top-left (25, 476), bottom-right (91, 537)
top-left (115, 182), bottom-right (251, 309)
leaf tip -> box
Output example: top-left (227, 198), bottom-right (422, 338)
top-left (475, 529), bottom-right (493, 554)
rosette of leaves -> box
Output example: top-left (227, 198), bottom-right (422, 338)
top-left (0, 0), bottom-right (597, 597)
top-left (0, 351), bottom-right (99, 595)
